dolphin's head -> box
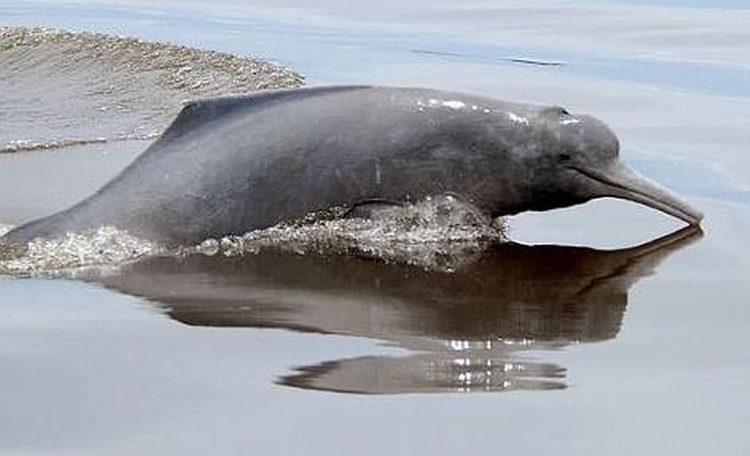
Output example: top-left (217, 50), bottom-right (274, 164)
top-left (520, 107), bottom-right (703, 225)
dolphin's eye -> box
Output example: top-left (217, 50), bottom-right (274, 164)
top-left (541, 106), bottom-right (571, 117)
top-left (558, 153), bottom-right (572, 163)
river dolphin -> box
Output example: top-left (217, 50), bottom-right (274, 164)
top-left (1, 86), bottom-right (703, 247)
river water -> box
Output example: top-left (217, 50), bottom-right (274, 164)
top-left (1, 1), bottom-right (748, 455)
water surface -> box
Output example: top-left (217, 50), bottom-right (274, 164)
top-left (0, 1), bottom-right (748, 455)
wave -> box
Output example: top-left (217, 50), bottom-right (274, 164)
top-left (0, 27), bottom-right (303, 154)
top-left (411, 49), bottom-right (564, 67)
top-left (0, 133), bottom-right (163, 154)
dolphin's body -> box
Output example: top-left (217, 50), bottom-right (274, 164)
top-left (1, 86), bottom-right (702, 247)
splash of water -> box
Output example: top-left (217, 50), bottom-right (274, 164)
top-left (188, 196), bottom-right (507, 272)
top-left (0, 226), bottom-right (161, 277)
top-left (0, 197), bottom-right (506, 276)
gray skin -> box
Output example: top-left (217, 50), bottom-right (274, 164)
top-left (1, 85), bottom-right (703, 247)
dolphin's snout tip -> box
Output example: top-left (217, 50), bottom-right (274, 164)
top-left (687, 209), bottom-right (704, 226)
top-left (666, 196), bottom-right (704, 227)
top-left (666, 196), bottom-right (703, 226)
top-left (572, 162), bottom-right (705, 226)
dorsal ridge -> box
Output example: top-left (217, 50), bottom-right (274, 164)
top-left (158, 85), bottom-right (373, 144)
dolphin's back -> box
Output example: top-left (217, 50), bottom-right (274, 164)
top-left (1, 86), bottom-right (537, 247)
top-left (156, 86), bottom-right (374, 145)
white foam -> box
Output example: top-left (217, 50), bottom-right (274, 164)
top-left (187, 196), bottom-right (507, 272)
top-left (0, 226), bottom-right (161, 276)
top-left (1, 197), bottom-right (506, 276)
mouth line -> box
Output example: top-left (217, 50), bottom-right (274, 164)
top-left (569, 164), bottom-right (668, 206)
top-left (568, 164), bottom-right (703, 225)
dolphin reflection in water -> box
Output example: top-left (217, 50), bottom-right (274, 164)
top-left (93, 226), bottom-right (700, 394)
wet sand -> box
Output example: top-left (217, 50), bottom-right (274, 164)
top-left (1, 1), bottom-right (749, 455)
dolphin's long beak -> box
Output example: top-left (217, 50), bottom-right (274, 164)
top-left (571, 162), bottom-right (703, 225)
